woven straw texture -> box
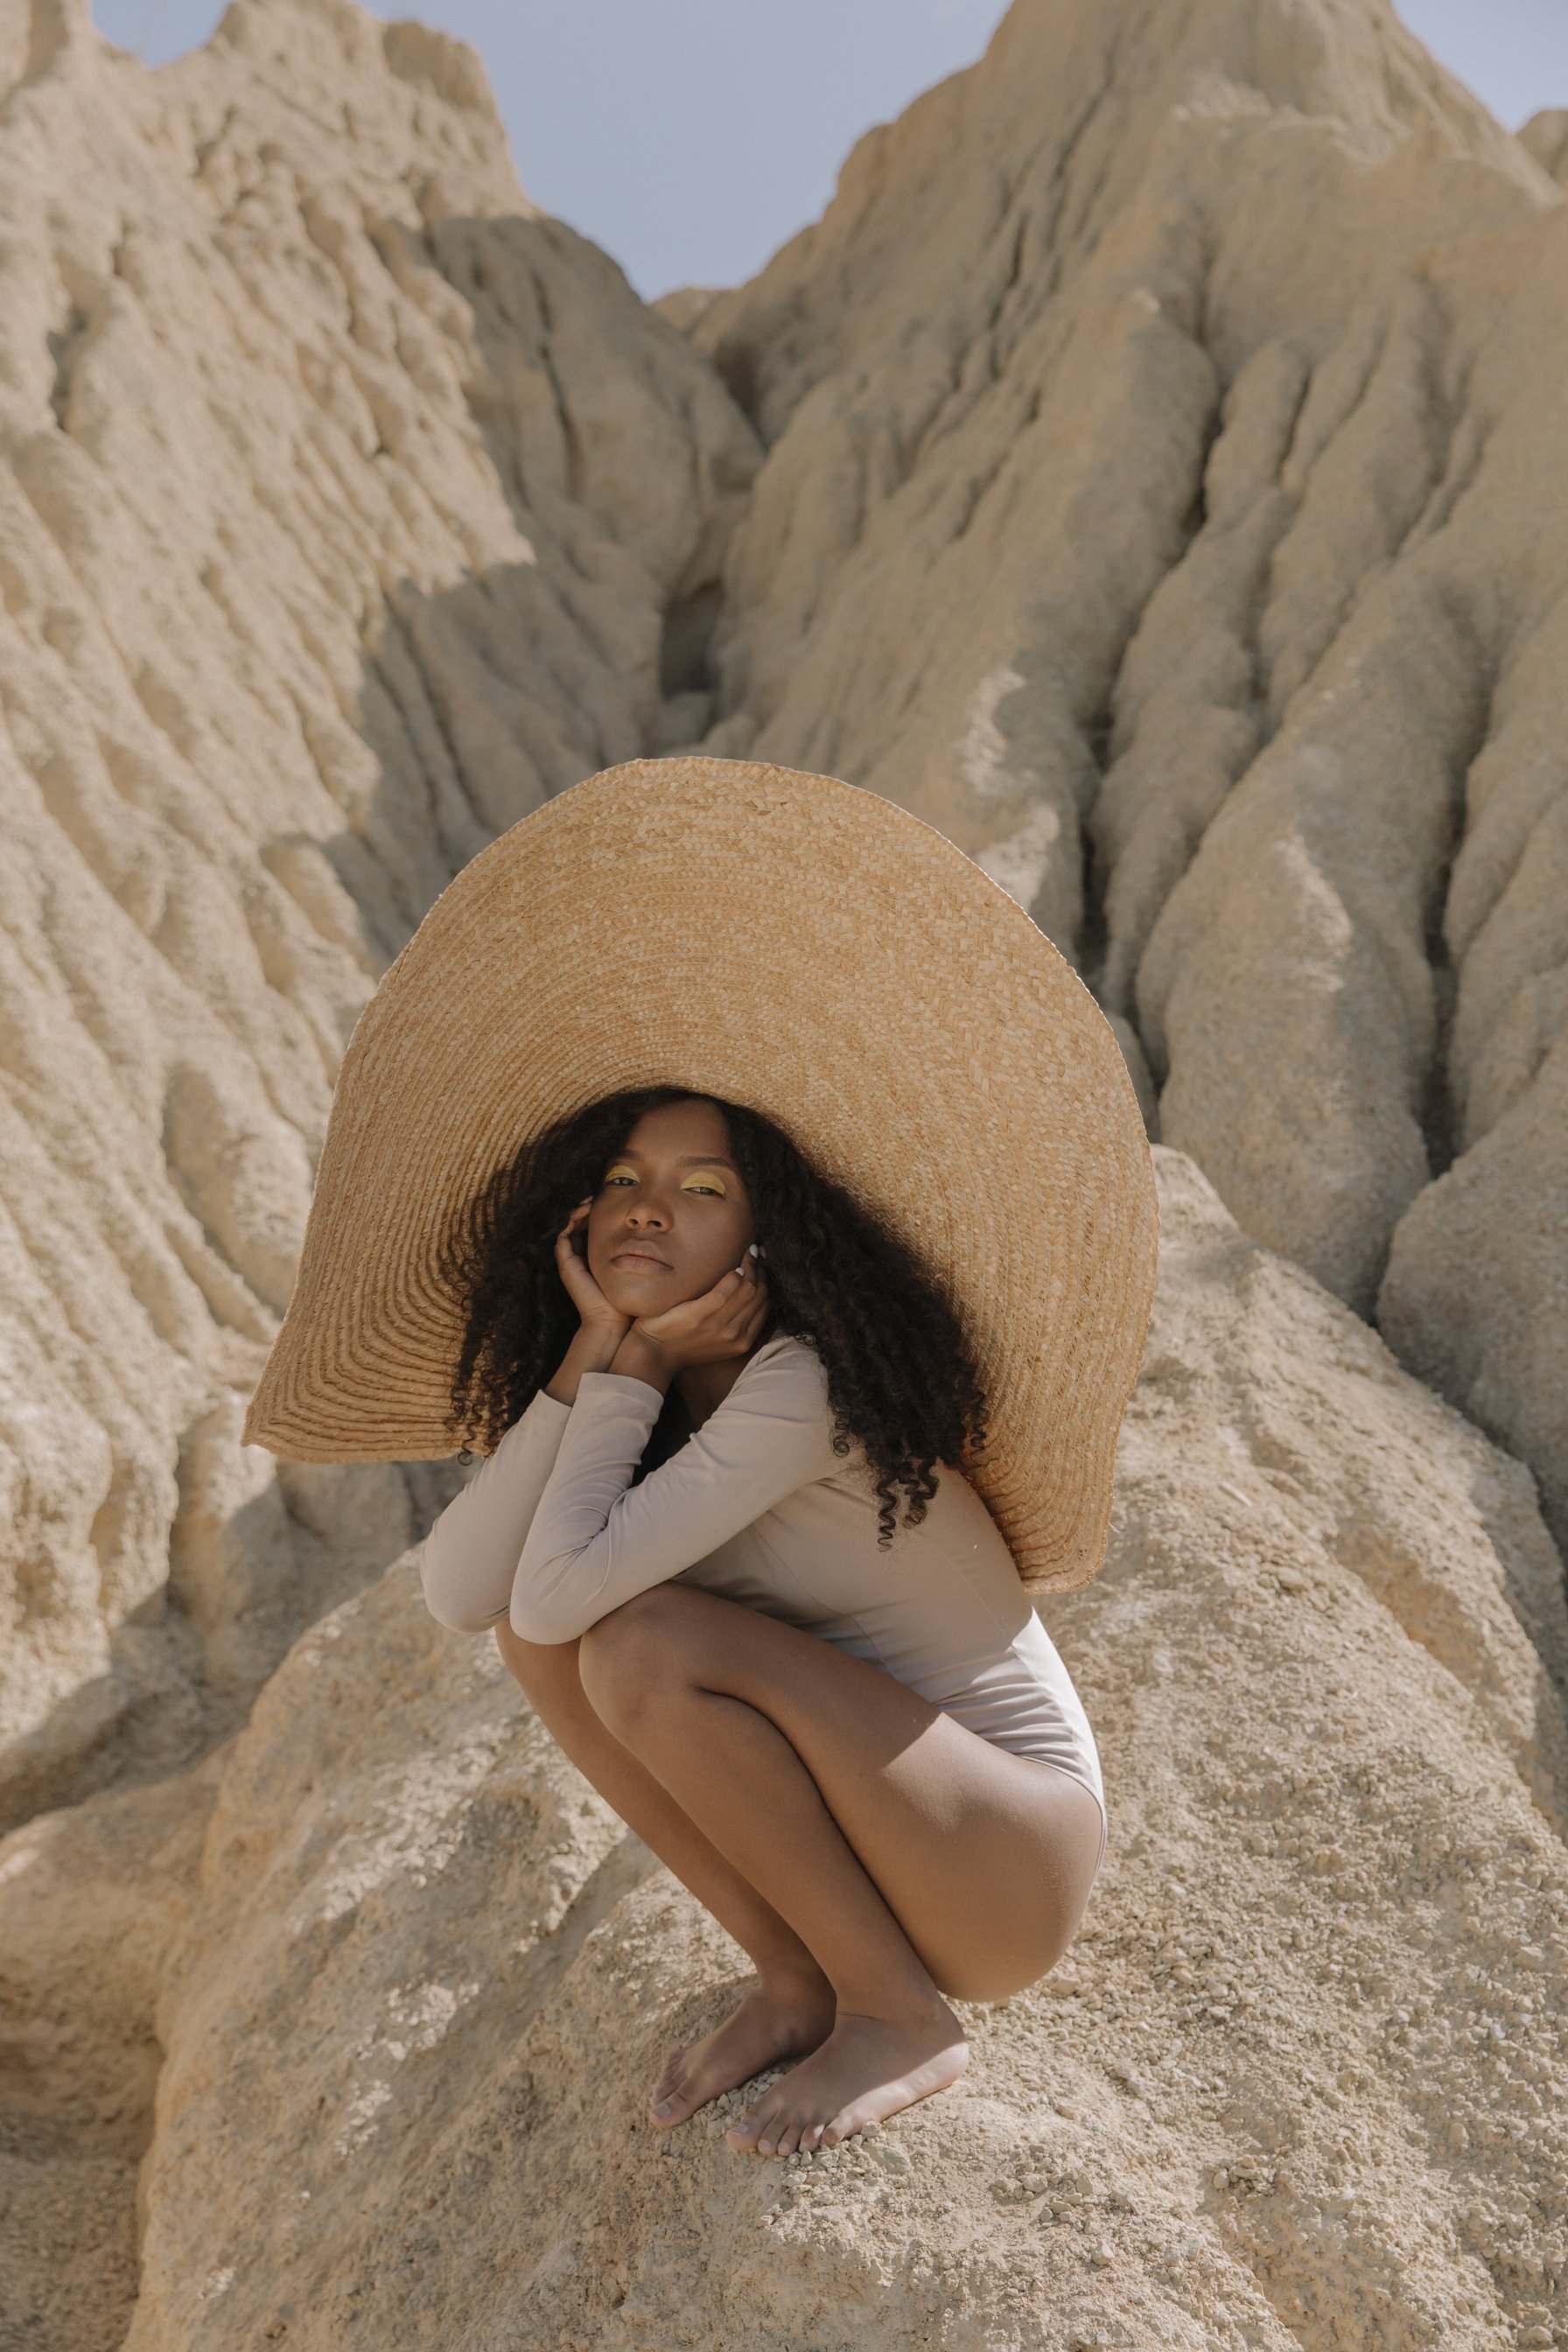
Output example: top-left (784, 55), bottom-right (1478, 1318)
top-left (242, 757), bottom-right (1158, 1592)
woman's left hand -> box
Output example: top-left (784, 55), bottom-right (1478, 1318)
top-left (632, 1254), bottom-right (769, 1373)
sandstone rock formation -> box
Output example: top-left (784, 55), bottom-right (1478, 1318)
top-left (1520, 108), bottom-right (1568, 186)
top-left (4, 0), bottom-right (1568, 2345)
top-left (686, 0), bottom-right (1568, 1550)
top-left (7, 1154), bottom-right (1565, 2350)
top-left (0, 0), bottom-right (758, 1820)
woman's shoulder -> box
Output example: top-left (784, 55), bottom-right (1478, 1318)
top-left (724, 1330), bottom-right (836, 1434)
top-left (728, 1331), bottom-right (858, 1474)
top-left (739, 1330), bottom-right (829, 1390)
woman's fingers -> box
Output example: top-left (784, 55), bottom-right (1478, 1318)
top-left (555, 1200), bottom-right (595, 1270)
top-left (633, 1239), bottom-right (765, 1351)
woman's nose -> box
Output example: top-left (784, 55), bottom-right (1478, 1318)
top-left (626, 1195), bottom-right (670, 1228)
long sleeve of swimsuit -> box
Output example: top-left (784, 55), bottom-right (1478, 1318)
top-left (418, 1386), bottom-right (573, 1631)
top-left (506, 1350), bottom-right (843, 1646)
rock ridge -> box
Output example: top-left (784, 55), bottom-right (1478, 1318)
top-left (2, 1), bottom-right (1567, 2345)
top-left (682, 0), bottom-right (1568, 1550)
top-left (0, 0), bottom-right (759, 1821)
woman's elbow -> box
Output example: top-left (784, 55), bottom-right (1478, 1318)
top-left (418, 1540), bottom-right (509, 1635)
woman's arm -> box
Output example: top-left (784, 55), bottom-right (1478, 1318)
top-left (422, 1199), bottom-right (633, 1632)
top-left (419, 1388), bottom-right (578, 1631)
top-left (422, 1322), bottom-right (636, 1630)
top-left (508, 1344), bottom-right (839, 1645)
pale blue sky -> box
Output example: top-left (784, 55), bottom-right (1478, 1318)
top-left (92, 2), bottom-right (1568, 298)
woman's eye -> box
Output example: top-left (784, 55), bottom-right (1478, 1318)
top-left (598, 1165), bottom-right (724, 1195)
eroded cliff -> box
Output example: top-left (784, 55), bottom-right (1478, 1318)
top-left (0, 0), bottom-right (757, 1821)
top-left (684, 0), bottom-right (1568, 1550)
top-left (3, 0), bottom-right (1566, 2347)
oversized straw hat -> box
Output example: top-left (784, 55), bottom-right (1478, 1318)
top-left (243, 756), bottom-right (1158, 1592)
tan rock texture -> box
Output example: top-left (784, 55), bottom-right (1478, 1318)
top-left (688, 0), bottom-right (1568, 1546)
top-left (4, 0), bottom-right (1568, 2345)
top-left (0, 1759), bottom-right (218, 2349)
top-left (0, 0), bottom-right (757, 1819)
top-left (5, 0), bottom-right (1564, 1820)
top-left (1520, 108), bottom-right (1568, 186)
top-left (7, 1154), bottom-right (1564, 2350)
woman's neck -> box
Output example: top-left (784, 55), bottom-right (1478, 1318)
top-left (676, 1338), bottom-right (770, 1432)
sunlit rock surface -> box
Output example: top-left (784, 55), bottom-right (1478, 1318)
top-left (6, 1154), bottom-right (1563, 2350)
top-left (2, 0), bottom-right (1566, 2344)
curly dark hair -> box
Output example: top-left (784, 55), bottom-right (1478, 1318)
top-left (438, 1086), bottom-right (990, 1546)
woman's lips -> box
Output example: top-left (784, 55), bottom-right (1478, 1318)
top-left (610, 1249), bottom-right (673, 1272)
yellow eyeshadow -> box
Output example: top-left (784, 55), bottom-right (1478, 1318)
top-left (601, 1161), bottom-right (725, 1194)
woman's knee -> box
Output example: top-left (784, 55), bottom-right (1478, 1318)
top-left (577, 1585), bottom-right (701, 1732)
top-left (925, 1884), bottom-right (1093, 2004)
top-left (916, 1777), bottom-right (1103, 2001)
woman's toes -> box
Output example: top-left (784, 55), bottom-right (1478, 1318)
top-left (726, 2101), bottom-right (773, 2154)
top-left (648, 2054), bottom-right (697, 2125)
top-left (651, 1982), bottom-right (836, 2132)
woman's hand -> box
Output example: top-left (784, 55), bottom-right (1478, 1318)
top-left (554, 1200), bottom-right (631, 1340)
top-left (628, 1253), bottom-right (769, 1376)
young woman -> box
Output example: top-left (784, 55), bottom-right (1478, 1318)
top-left (419, 1082), bottom-right (1107, 2160)
top-left (242, 753), bottom-right (1156, 2169)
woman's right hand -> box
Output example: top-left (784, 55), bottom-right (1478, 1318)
top-left (554, 1200), bottom-right (631, 1340)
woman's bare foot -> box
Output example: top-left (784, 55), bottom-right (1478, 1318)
top-left (725, 2000), bottom-right (968, 2157)
top-left (649, 1973), bottom-right (836, 2129)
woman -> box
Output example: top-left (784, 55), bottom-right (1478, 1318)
top-left (419, 1083), bottom-right (1107, 2158)
top-left (242, 754), bottom-right (1158, 2166)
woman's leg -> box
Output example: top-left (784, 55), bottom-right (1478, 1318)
top-left (493, 1622), bottom-right (836, 2118)
top-left (572, 1584), bottom-right (1104, 2157)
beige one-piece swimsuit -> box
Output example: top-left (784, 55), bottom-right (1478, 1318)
top-left (421, 1332), bottom-right (1107, 1874)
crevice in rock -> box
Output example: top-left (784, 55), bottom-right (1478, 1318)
top-left (1419, 886), bottom-right (1460, 1184)
top-left (1076, 687), bottom-right (1117, 1001)
top-left (526, 256), bottom-right (584, 509)
top-left (707, 335), bottom-right (761, 437)
top-left (1080, 385), bottom-right (1226, 1017)
top-left (46, 304), bottom-right (88, 431)
top-left (658, 576), bottom-right (722, 701)
top-left (1420, 619), bottom-right (1500, 1189)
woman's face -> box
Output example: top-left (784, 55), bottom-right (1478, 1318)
top-left (584, 1096), bottom-right (757, 1320)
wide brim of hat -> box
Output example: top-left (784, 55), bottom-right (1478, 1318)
top-left (242, 756), bottom-right (1158, 1592)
